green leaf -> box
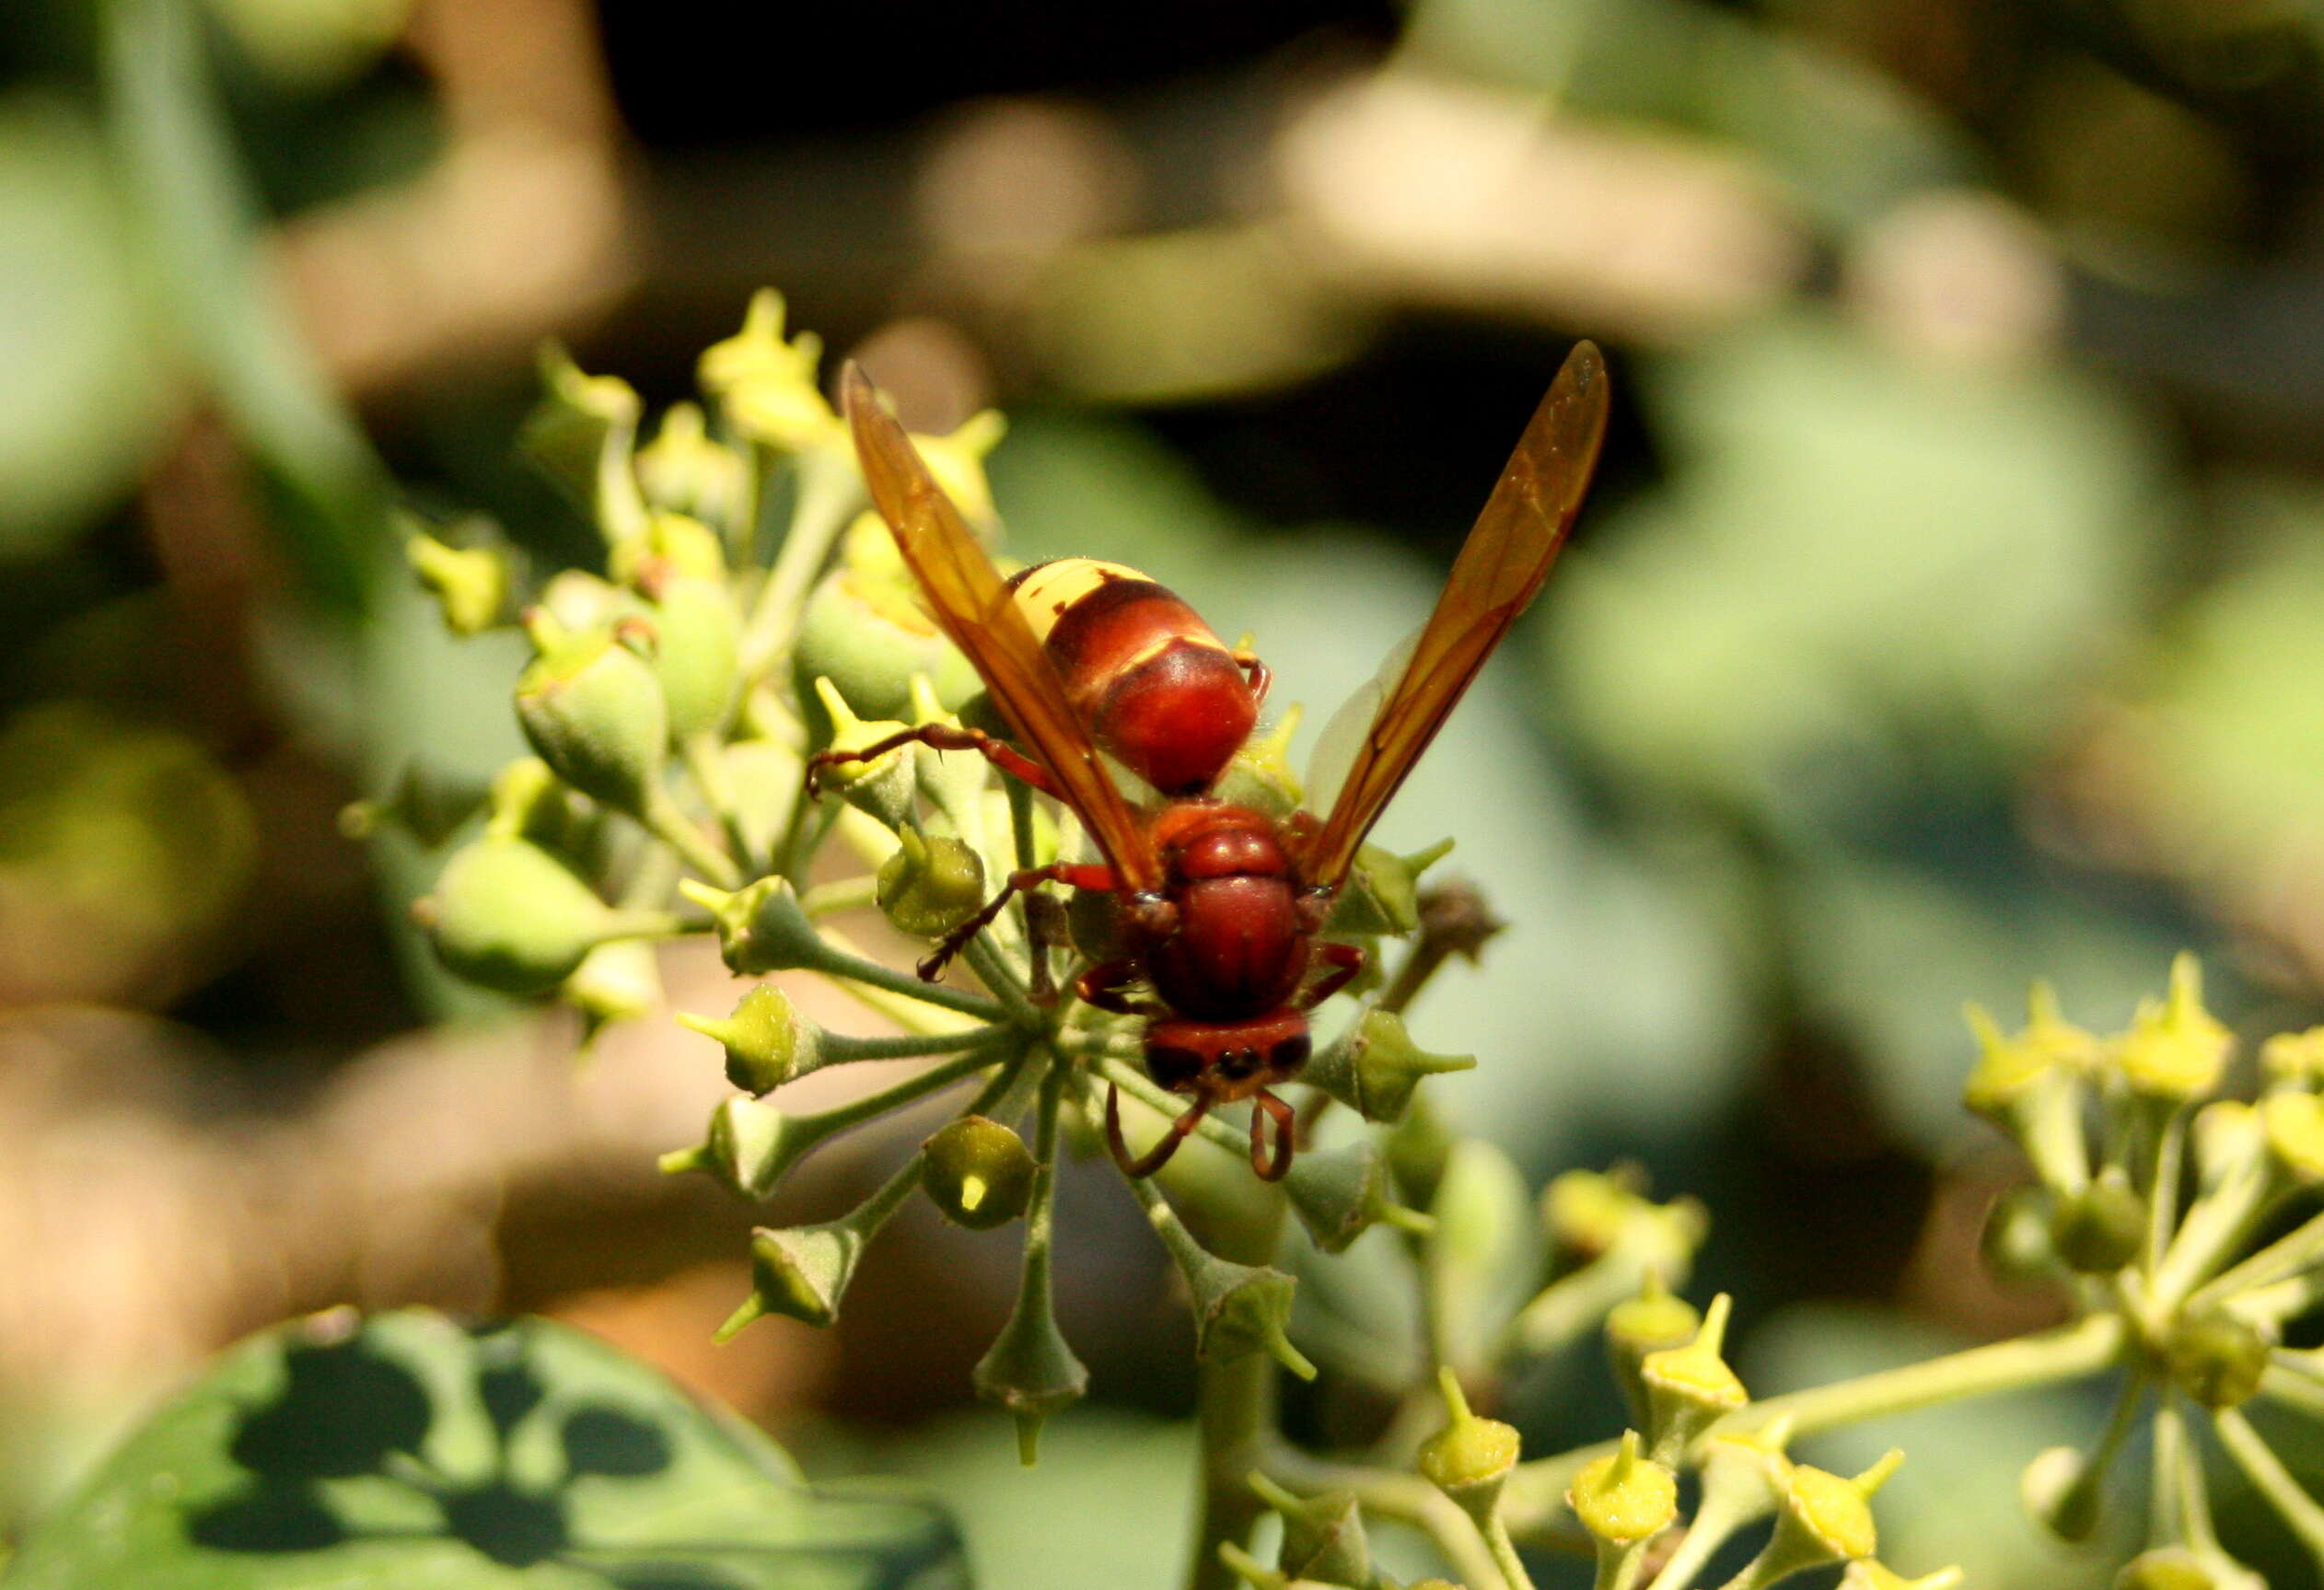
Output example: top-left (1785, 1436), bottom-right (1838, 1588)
top-left (6, 1309), bottom-right (969, 1590)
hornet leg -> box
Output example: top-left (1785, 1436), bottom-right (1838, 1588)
top-left (806, 724), bottom-right (1063, 799)
top-left (918, 862), bottom-right (1117, 982)
top-left (1107, 1085), bottom-right (1212, 1179)
top-left (1251, 1089), bottom-right (1296, 1182)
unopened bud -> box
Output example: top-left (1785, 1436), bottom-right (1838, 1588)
top-left (1606, 1273), bottom-right (1701, 1425)
top-left (1640, 1293), bottom-right (1747, 1463)
top-left (406, 524), bottom-right (510, 635)
top-left (680, 876), bottom-right (826, 976)
top-left (2116, 954), bottom-right (2232, 1101)
top-left (2021, 1444), bottom-right (2101, 1542)
top-left (1326, 839), bottom-right (1454, 936)
top-left (1302, 1008), bottom-right (1474, 1125)
top-left (1567, 1429), bottom-right (1678, 1546)
top-left (659, 1095), bottom-right (812, 1201)
top-left (2263, 1091), bottom-right (2324, 1185)
top-left (564, 939), bottom-right (659, 1043)
top-left (636, 401), bottom-right (749, 526)
top-left (1248, 1473), bottom-right (1371, 1587)
top-left (877, 829), bottom-right (988, 939)
top-left (678, 984), bottom-right (819, 1095)
top-left (973, 1289), bottom-right (1088, 1466)
top-left (2049, 1166), bottom-right (2144, 1274)
top-left (1418, 1368), bottom-right (1520, 1523)
top-left (417, 837), bottom-right (660, 995)
top-left (1981, 1184), bottom-right (2059, 1283)
top-left (515, 621), bottom-right (668, 817)
top-left (1284, 1140), bottom-right (1424, 1253)
top-left (641, 574), bottom-right (740, 743)
top-left (716, 1219), bottom-right (864, 1336)
top-left (923, 1117), bottom-right (1035, 1230)
top-left (2165, 1312), bottom-right (2268, 1409)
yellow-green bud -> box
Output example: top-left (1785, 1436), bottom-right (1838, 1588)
top-left (923, 1116), bottom-right (1035, 1230)
top-left (878, 829), bottom-right (988, 940)
top-left (1542, 1167), bottom-right (1644, 1259)
top-left (793, 550), bottom-right (973, 732)
top-left (1324, 838), bottom-right (1454, 936)
top-left (2262, 1091), bottom-right (2324, 1184)
top-left (1640, 1292), bottom-right (1747, 1463)
top-left (1567, 1429), bottom-right (1678, 1546)
top-left (716, 1219), bottom-right (864, 1336)
top-left (1302, 1008), bottom-right (1475, 1125)
top-left (406, 525), bottom-right (510, 635)
top-left (681, 876), bottom-right (826, 977)
top-left (698, 289), bottom-right (838, 453)
top-left (2194, 1099), bottom-right (2263, 1191)
top-left (1284, 1141), bottom-right (1423, 1253)
top-left (1606, 1273), bottom-right (1702, 1425)
top-left (515, 619), bottom-right (668, 817)
top-left (658, 1095), bottom-right (817, 1201)
top-left (679, 983), bottom-right (818, 1095)
top-left (2020, 1444), bottom-right (2102, 1542)
top-left (521, 343), bottom-right (645, 542)
top-left (973, 1288), bottom-right (1088, 1466)
top-left (2165, 1312), bottom-right (2269, 1409)
top-left (537, 569), bottom-right (641, 634)
top-left (2049, 1166), bottom-right (2145, 1274)
top-left (2263, 1027), bottom-right (2324, 1090)
top-left (1248, 1474), bottom-right (1371, 1587)
top-left (564, 938), bottom-right (659, 1044)
top-left (612, 507), bottom-right (727, 587)
top-left (811, 677), bottom-right (919, 830)
top-left (1840, 1563), bottom-right (1964, 1590)
top-left (341, 763), bottom-right (486, 848)
top-left (2116, 1547), bottom-right (2265, 1590)
top-left (1748, 1451), bottom-right (1903, 1583)
top-left (416, 836), bottom-right (659, 995)
top-left (1981, 1184), bottom-right (2059, 1283)
top-left (2115, 953), bottom-right (2232, 1101)
top-left (635, 401), bottom-right (748, 527)
top-left (1417, 1368), bottom-right (1520, 1521)
top-left (640, 574), bottom-right (740, 743)
top-left (1178, 1247), bottom-right (1317, 1380)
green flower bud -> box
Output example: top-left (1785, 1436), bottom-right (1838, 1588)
top-left (564, 938), bottom-right (659, 1045)
top-left (2049, 1166), bottom-right (2145, 1274)
top-left (698, 289), bottom-right (839, 453)
top-left (1567, 1429), bottom-right (1678, 1547)
top-left (340, 763), bottom-right (486, 847)
top-left (1695, 1416), bottom-right (1797, 1530)
top-left (405, 522), bottom-right (510, 635)
top-left (1639, 1292), bottom-right (1748, 1463)
top-left (1385, 1094), bottom-right (1457, 1213)
top-left (793, 528), bottom-right (981, 730)
top-left (2115, 954), bottom-right (2233, 1102)
top-left (810, 677), bottom-right (919, 830)
top-left (2194, 1099), bottom-right (2263, 1191)
top-left (2020, 1444), bottom-right (2101, 1543)
top-left (923, 1116), bottom-right (1036, 1230)
top-left (680, 876), bottom-right (827, 976)
top-left (2165, 1312), bottom-right (2269, 1409)
top-left (1417, 1368), bottom-right (1520, 1523)
top-left (716, 1219), bottom-right (864, 1336)
top-left (521, 343), bottom-right (646, 543)
top-left (1981, 1184), bottom-right (2059, 1283)
top-left (1841, 1564), bottom-right (1964, 1590)
top-left (678, 983), bottom-right (819, 1095)
top-left (1210, 705), bottom-right (1304, 818)
top-left (1325, 838), bottom-right (1454, 936)
top-left (537, 569), bottom-right (642, 634)
top-left (2117, 1547), bottom-right (2265, 1590)
top-left (612, 507), bottom-right (728, 587)
top-left (659, 1095), bottom-right (812, 1201)
top-left (1284, 1141), bottom-right (1425, 1254)
top-left (1606, 1273), bottom-right (1701, 1425)
top-left (1964, 986), bottom-right (2096, 1191)
top-left (2262, 1027), bottom-right (2324, 1090)
top-left (1248, 1474), bottom-right (1370, 1588)
top-left (515, 619), bottom-right (668, 817)
top-left (639, 574), bottom-right (740, 743)
top-left (636, 401), bottom-right (749, 527)
top-left (1543, 1166), bottom-right (1645, 1259)
top-left (973, 1288), bottom-right (1088, 1466)
top-left (878, 829), bottom-right (988, 940)
top-left (1747, 1451), bottom-right (1902, 1582)
top-left (415, 836), bottom-right (664, 995)
top-left (1302, 1008), bottom-right (1475, 1125)
top-left (2262, 1091), bottom-right (2324, 1184)
top-left (1182, 1248), bottom-right (1316, 1379)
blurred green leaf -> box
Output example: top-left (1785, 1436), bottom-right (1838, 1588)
top-left (6, 1309), bottom-right (968, 1590)
top-left (0, 92), bottom-right (177, 558)
top-left (99, 0), bottom-right (389, 613)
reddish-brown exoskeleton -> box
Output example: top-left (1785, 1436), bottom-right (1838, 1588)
top-left (815, 347), bottom-right (1609, 1181)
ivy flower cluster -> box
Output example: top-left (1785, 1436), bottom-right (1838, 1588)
top-left (355, 292), bottom-right (2314, 1590)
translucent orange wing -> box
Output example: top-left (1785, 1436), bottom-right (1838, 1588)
top-left (841, 366), bottom-right (1163, 893)
top-left (1302, 342), bottom-right (1610, 890)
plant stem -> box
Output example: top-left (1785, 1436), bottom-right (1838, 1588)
top-left (2214, 1407), bottom-right (2324, 1573)
top-left (1487, 1513), bottom-right (1541, 1590)
top-left (963, 934), bottom-right (1042, 1031)
top-left (2187, 1203), bottom-right (2324, 1316)
top-left (792, 1042), bottom-right (1017, 1145)
top-left (1185, 1355), bottom-right (1275, 1590)
top-left (1499, 1312), bottom-right (2127, 1538)
top-left (800, 876), bottom-right (878, 917)
top-left (643, 790), bottom-right (740, 889)
top-left (807, 931), bottom-right (1005, 1020)
top-left (741, 435), bottom-right (861, 680)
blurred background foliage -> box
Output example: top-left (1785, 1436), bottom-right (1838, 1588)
top-left (6, 0), bottom-right (2324, 1584)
